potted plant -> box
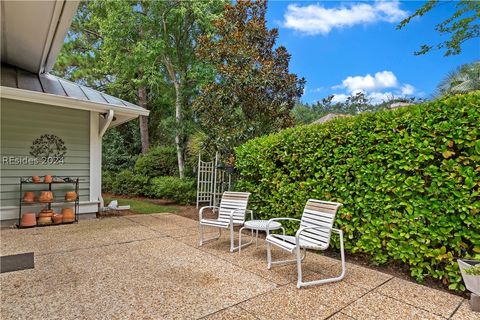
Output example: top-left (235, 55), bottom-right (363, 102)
top-left (458, 259), bottom-right (480, 312)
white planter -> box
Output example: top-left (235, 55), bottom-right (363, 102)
top-left (458, 259), bottom-right (480, 296)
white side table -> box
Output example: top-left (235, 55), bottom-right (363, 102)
top-left (238, 220), bottom-right (285, 253)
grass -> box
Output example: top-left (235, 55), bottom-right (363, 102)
top-left (103, 197), bottom-right (180, 214)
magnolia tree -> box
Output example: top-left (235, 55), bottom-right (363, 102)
top-left (193, 0), bottom-right (305, 159)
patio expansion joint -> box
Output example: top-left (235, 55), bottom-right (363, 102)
top-left (376, 278), bottom-right (462, 319)
top-left (176, 236), bottom-right (306, 288)
top-left (325, 274), bottom-right (395, 319)
top-left (355, 276), bottom-right (456, 319)
top-left (196, 281), bottom-right (281, 320)
top-left (35, 235), bottom-right (166, 257)
top-left (122, 215), bottom-right (203, 236)
top-left (122, 216), bottom-right (170, 234)
top-left (447, 300), bottom-right (464, 319)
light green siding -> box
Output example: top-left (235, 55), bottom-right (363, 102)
top-left (0, 98), bottom-right (90, 207)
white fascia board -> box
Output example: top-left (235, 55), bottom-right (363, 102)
top-left (0, 86), bottom-right (150, 117)
top-left (42, 1), bottom-right (80, 73)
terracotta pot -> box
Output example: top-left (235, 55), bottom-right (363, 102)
top-left (52, 214), bottom-right (63, 224)
top-left (44, 175), bottom-right (53, 183)
top-left (61, 208), bottom-right (75, 222)
top-left (38, 191), bottom-right (54, 202)
top-left (39, 209), bottom-right (54, 218)
top-left (23, 192), bottom-right (35, 202)
top-left (32, 176), bottom-right (40, 183)
top-left (20, 212), bottom-right (36, 227)
top-left (37, 216), bottom-right (52, 226)
top-left (65, 191), bottom-right (77, 201)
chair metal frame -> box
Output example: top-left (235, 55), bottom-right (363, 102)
top-left (265, 199), bottom-right (345, 288)
top-left (198, 192), bottom-right (251, 252)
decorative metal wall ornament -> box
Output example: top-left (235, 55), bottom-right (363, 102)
top-left (29, 134), bottom-right (67, 159)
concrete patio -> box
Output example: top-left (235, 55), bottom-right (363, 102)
top-left (0, 214), bottom-right (477, 319)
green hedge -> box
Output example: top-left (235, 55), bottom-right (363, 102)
top-left (110, 169), bottom-right (149, 196)
top-left (149, 176), bottom-right (196, 204)
top-left (235, 92), bottom-right (480, 291)
top-left (102, 145), bottom-right (196, 204)
top-left (134, 146), bottom-right (178, 177)
top-left (102, 170), bottom-right (196, 205)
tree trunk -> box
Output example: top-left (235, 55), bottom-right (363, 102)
top-left (164, 57), bottom-right (185, 178)
top-left (138, 86), bottom-right (149, 154)
top-left (174, 82), bottom-right (185, 178)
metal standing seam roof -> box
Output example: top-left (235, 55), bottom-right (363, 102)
top-left (313, 113), bottom-right (351, 124)
top-left (0, 63), bottom-right (146, 113)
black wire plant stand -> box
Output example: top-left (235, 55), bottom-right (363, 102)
top-left (17, 176), bottom-right (79, 228)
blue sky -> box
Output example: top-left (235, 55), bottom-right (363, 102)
top-left (264, 1), bottom-right (480, 104)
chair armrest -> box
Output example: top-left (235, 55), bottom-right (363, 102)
top-left (228, 209), bottom-right (253, 225)
top-left (266, 218), bottom-right (301, 234)
top-left (295, 226), bottom-right (343, 246)
top-left (199, 206), bottom-right (220, 220)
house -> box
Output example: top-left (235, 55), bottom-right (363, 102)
top-left (312, 113), bottom-right (351, 124)
top-left (388, 102), bottom-right (413, 109)
top-left (0, 1), bottom-right (149, 223)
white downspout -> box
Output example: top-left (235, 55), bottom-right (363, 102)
top-left (98, 110), bottom-right (114, 209)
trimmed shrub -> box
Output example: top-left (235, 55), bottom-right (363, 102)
top-left (134, 146), bottom-right (178, 177)
top-left (235, 92), bottom-right (480, 291)
top-left (150, 176), bottom-right (196, 204)
top-left (102, 171), bottom-right (115, 193)
top-left (111, 169), bottom-right (149, 196)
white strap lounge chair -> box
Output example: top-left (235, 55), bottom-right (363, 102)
top-left (199, 191), bottom-right (252, 252)
top-left (266, 199), bottom-right (345, 288)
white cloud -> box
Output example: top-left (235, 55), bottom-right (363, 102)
top-left (367, 91), bottom-right (394, 104)
top-left (400, 84), bottom-right (415, 95)
top-left (329, 71), bottom-right (416, 105)
top-left (339, 71), bottom-right (398, 93)
top-left (284, 1), bottom-right (408, 35)
top-left (331, 93), bottom-right (349, 104)
top-left (332, 91), bottom-right (392, 105)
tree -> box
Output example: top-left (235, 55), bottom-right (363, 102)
top-left (147, 0), bottom-right (225, 178)
top-left (54, 1), bottom-right (163, 154)
top-left (397, 0), bottom-right (480, 56)
top-left (193, 0), bottom-right (305, 158)
top-left (54, 0), bottom-right (225, 177)
top-left (437, 61), bottom-right (480, 96)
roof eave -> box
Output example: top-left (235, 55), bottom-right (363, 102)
top-left (43, 1), bottom-right (80, 73)
top-left (0, 86), bottom-right (150, 117)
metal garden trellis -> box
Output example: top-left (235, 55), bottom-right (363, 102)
top-left (196, 152), bottom-right (233, 208)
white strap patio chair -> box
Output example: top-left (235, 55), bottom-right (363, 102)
top-left (199, 191), bottom-right (252, 252)
top-left (266, 199), bottom-right (345, 288)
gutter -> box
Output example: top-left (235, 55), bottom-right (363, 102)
top-left (0, 86), bottom-right (150, 117)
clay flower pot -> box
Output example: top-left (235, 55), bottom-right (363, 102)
top-left (20, 213), bottom-right (37, 227)
top-left (37, 216), bottom-right (52, 226)
top-left (38, 191), bottom-right (54, 203)
top-left (23, 192), bottom-right (35, 203)
top-left (65, 191), bottom-right (77, 201)
top-left (44, 175), bottom-right (53, 183)
top-left (52, 214), bottom-right (63, 224)
top-left (32, 176), bottom-right (40, 183)
top-left (61, 208), bottom-right (75, 223)
top-left (39, 209), bottom-right (54, 218)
